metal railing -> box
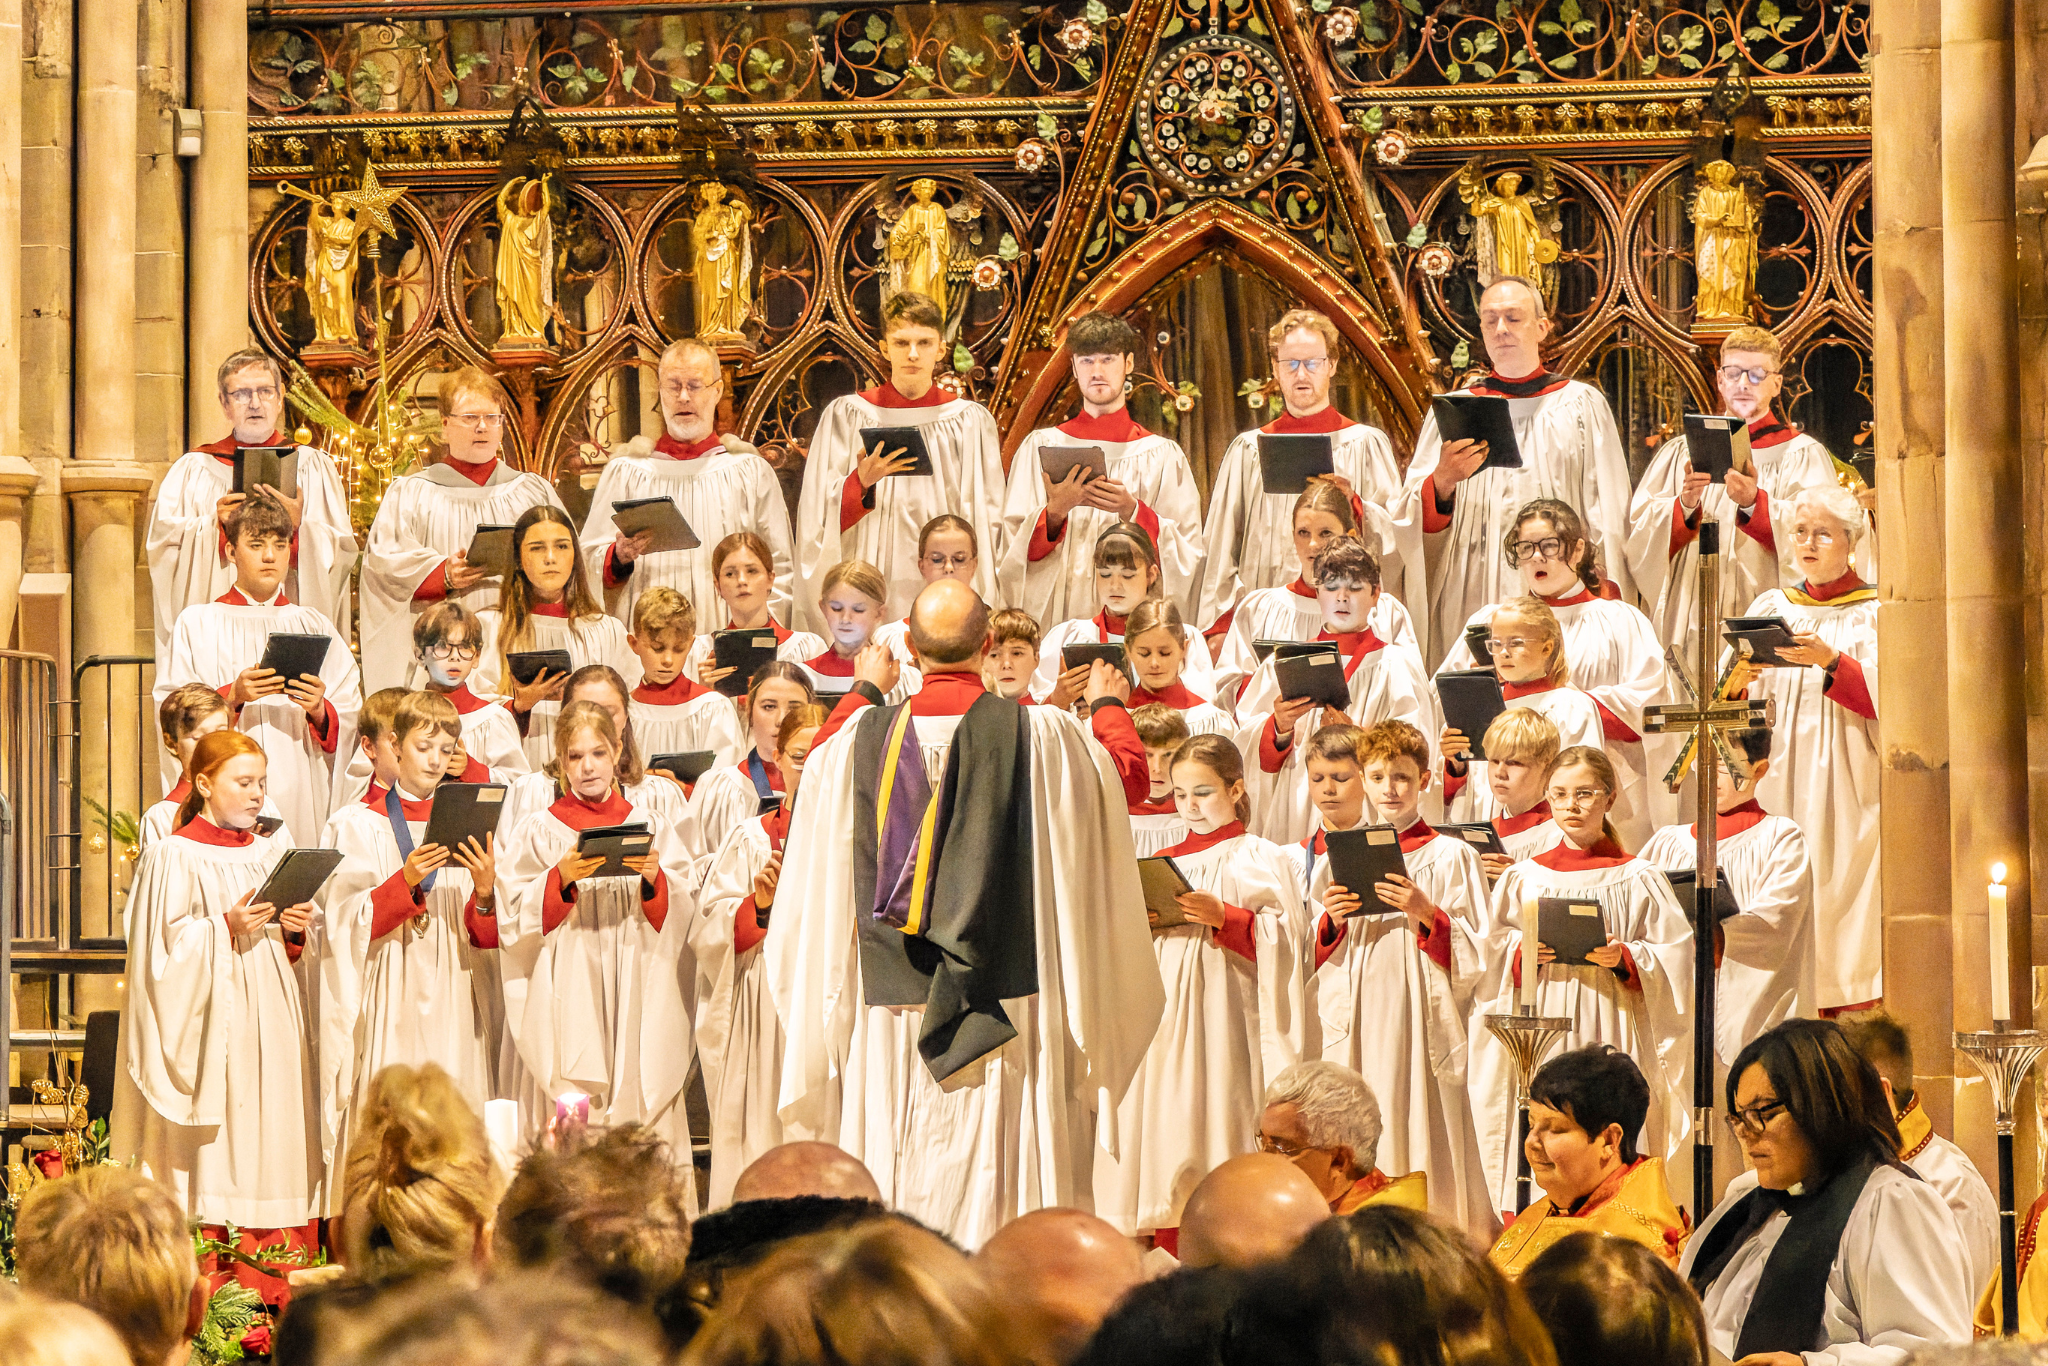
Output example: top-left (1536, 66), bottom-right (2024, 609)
top-left (51, 655), bottom-right (155, 955)
top-left (0, 652), bottom-right (59, 951)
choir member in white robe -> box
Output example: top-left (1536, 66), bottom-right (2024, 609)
top-left (1682, 1020), bottom-right (1973, 1364)
top-left (1302, 720), bottom-right (1497, 1232)
top-left (155, 499), bottom-right (361, 848)
top-left (1624, 328), bottom-right (1841, 670)
top-left (1402, 277), bottom-right (1634, 669)
top-left (412, 601), bottom-right (530, 776)
top-left (766, 580), bottom-right (1166, 1246)
top-left (1127, 703), bottom-right (1193, 855)
top-left (1028, 521), bottom-right (1218, 705)
top-left (316, 693), bottom-right (503, 1187)
top-left (146, 349), bottom-right (356, 659)
top-left (998, 312), bottom-right (1203, 622)
top-left (624, 585), bottom-right (746, 769)
top-left (1236, 541), bottom-right (1440, 844)
top-left (1725, 483), bottom-right (1879, 1010)
top-left (1467, 746), bottom-right (1694, 1215)
top-left (791, 560), bottom-right (923, 706)
top-left (792, 292), bottom-right (1005, 631)
top-left (683, 662), bottom-right (816, 881)
top-left (141, 684), bottom-right (288, 850)
top-left (1211, 481), bottom-right (1417, 710)
top-left (689, 701), bottom-right (830, 1207)
top-left (1438, 499), bottom-right (1671, 843)
top-left (1194, 308), bottom-right (1419, 643)
top-left (470, 505), bottom-right (640, 770)
top-left (1122, 598), bottom-right (1231, 737)
top-left (110, 732), bottom-right (322, 1229)
top-left (680, 532), bottom-right (828, 688)
top-left (1439, 596), bottom-right (1604, 825)
top-left (583, 339), bottom-right (796, 634)
top-left (358, 365), bottom-right (563, 693)
top-left (1460, 709), bottom-right (1569, 873)
top-left (496, 702), bottom-right (697, 1174)
top-left (1097, 735), bottom-right (1309, 1237)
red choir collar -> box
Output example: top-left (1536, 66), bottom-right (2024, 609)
top-left (174, 816), bottom-right (255, 846)
top-left (436, 682), bottom-right (489, 715)
top-left (1746, 414), bottom-right (1799, 448)
top-left (729, 616), bottom-right (792, 644)
top-left (1094, 609), bottom-right (1128, 640)
top-left (165, 779), bottom-right (193, 806)
top-left (764, 802), bottom-right (792, 848)
top-left (458, 757), bottom-right (492, 784)
top-left (1130, 681), bottom-right (1207, 709)
top-left (1472, 368), bottom-right (1569, 399)
top-left (373, 786), bottom-right (436, 820)
top-left (1396, 818), bottom-right (1435, 853)
top-left (531, 601), bottom-right (570, 618)
top-left (1303, 814), bottom-right (1369, 855)
top-left (1500, 677), bottom-right (1556, 700)
top-left (860, 381), bottom-right (948, 409)
top-left (1495, 802), bottom-right (1552, 836)
top-left (910, 671), bottom-right (986, 717)
top-left (1799, 568), bottom-right (1867, 602)
top-left (218, 586), bottom-right (290, 608)
top-left (1165, 820), bottom-right (1246, 857)
top-left (1536, 586), bottom-right (1596, 608)
top-left (1287, 577), bottom-right (1318, 599)
top-left (1262, 406), bottom-right (1351, 435)
top-left (806, 649), bottom-right (858, 676)
top-left (655, 431), bottom-right (723, 461)
top-left (1131, 793), bottom-right (1179, 816)
top-left (1534, 834), bottom-right (1633, 871)
top-left (634, 673), bottom-right (710, 704)
top-left (1060, 409), bottom-right (1149, 442)
top-left (743, 750), bottom-right (788, 792)
top-left (1316, 627), bottom-right (1385, 677)
top-left (444, 455), bottom-right (499, 485)
top-left (548, 787), bottom-right (635, 830)
top-left (198, 431), bottom-right (284, 460)
top-left (1694, 797), bottom-right (1768, 840)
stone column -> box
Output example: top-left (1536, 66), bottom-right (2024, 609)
top-left (0, 0), bottom-right (41, 646)
top-left (1942, 0), bottom-right (2030, 1170)
top-left (20, 0), bottom-right (72, 586)
top-left (185, 0), bottom-right (246, 440)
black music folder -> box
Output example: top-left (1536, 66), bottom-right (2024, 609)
top-left (1039, 444), bottom-right (1109, 485)
top-left (1275, 651), bottom-right (1351, 709)
top-left (609, 497), bottom-right (701, 554)
top-left (422, 782), bottom-right (508, 851)
top-left (1325, 826), bottom-right (1409, 907)
top-left (1432, 394), bottom-right (1522, 470)
top-left (1257, 433), bottom-right (1336, 495)
top-left (575, 823), bottom-right (655, 879)
top-left (230, 445), bottom-right (293, 496)
top-left (858, 427), bottom-right (936, 478)
top-left (258, 633), bottom-right (329, 682)
top-left (711, 629), bottom-right (781, 698)
top-left (1722, 616), bottom-right (1801, 668)
top-left (1137, 856), bottom-right (1197, 928)
top-left (1537, 895), bottom-right (1609, 967)
top-left (465, 524), bottom-right (517, 577)
top-left (1683, 413), bottom-right (1755, 482)
top-left (1436, 669), bottom-right (1508, 760)
top-left (507, 649), bottom-right (573, 686)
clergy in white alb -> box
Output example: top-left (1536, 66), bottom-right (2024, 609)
top-left (1402, 277), bottom-right (1634, 670)
top-left (766, 581), bottom-right (1166, 1247)
top-left (358, 366), bottom-right (564, 694)
top-left (792, 292), bottom-right (1006, 633)
top-left (582, 339), bottom-right (796, 634)
top-left (997, 311), bottom-right (1204, 624)
top-left (147, 349), bottom-right (358, 660)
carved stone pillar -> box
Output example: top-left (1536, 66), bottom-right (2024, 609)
top-left (186, 0), bottom-right (247, 439)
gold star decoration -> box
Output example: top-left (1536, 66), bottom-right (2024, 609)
top-left (335, 164), bottom-right (408, 242)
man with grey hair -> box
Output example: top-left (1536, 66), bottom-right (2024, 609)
top-left (578, 335), bottom-right (794, 631)
top-left (145, 347), bottom-right (358, 656)
top-left (1258, 1060), bottom-right (1426, 1216)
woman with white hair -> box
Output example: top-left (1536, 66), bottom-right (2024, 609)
top-left (1257, 1060), bottom-right (1428, 1215)
top-left (1725, 482), bottom-right (1878, 1011)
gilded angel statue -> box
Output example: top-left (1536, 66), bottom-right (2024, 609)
top-left (1456, 157), bottom-right (1563, 289)
top-left (495, 174), bottom-right (555, 342)
top-left (875, 177), bottom-right (985, 328)
top-left (1690, 159), bottom-right (1762, 321)
top-left (690, 181), bottom-right (755, 341)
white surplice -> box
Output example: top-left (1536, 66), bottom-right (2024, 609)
top-left (765, 696), bottom-right (1166, 1247)
top-left (109, 824), bottom-right (322, 1227)
top-left (1209, 581), bottom-right (1417, 715)
top-left (1030, 612), bottom-right (1217, 705)
top-left (579, 437), bottom-right (796, 630)
top-left (1902, 1125), bottom-right (1998, 1300)
top-left (1129, 803), bottom-right (1188, 857)
top-left (997, 417), bottom-right (1205, 622)
top-left (139, 789), bottom-right (290, 852)
top-left (630, 679), bottom-right (748, 772)
top-left (1403, 378), bottom-right (1635, 670)
top-left (1498, 809), bottom-right (1567, 862)
top-left (681, 757), bottom-right (781, 885)
top-left (358, 459), bottom-right (563, 693)
top-left (1096, 828), bottom-right (1309, 1235)
top-left (471, 609), bottom-right (641, 768)
top-left (791, 388), bottom-right (1007, 633)
top-left (146, 443), bottom-right (358, 659)
top-left (1682, 1166), bottom-right (1973, 1366)
top-left (1443, 683), bottom-right (1605, 824)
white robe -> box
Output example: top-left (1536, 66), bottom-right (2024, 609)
top-left (1682, 1166), bottom-right (1973, 1366)
top-left (156, 598), bottom-right (363, 848)
top-left (146, 445), bottom-right (359, 659)
top-left (1466, 854), bottom-right (1695, 1213)
top-left (1904, 1128), bottom-right (1998, 1300)
top-left (336, 690), bottom-right (531, 809)
top-left (579, 441), bottom-right (797, 630)
top-left (1739, 587), bottom-right (1879, 1007)
top-left (471, 610), bottom-right (641, 768)
top-left (1209, 584), bottom-right (1417, 715)
top-left (108, 826), bottom-right (322, 1227)
top-left (1624, 428), bottom-right (1839, 669)
top-left (1307, 826), bottom-right (1498, 1233)
top-left (1444, 684), bottom-right (1605, 825)
top-left (1130, 808), bottom-right (1188, 856)
top-left (682, 759), bottom-right (781, 886)
top-left (997, 423), bottom-right (1205, 622)
top-left (357, 460), bottom-right (563, 693)
top-left (792, 391), bottom-right (1007, 633)
top-left (1639, 812), bottom-right (1817, 1069)
top-left (1098, 830), bottom-right (1310, 1235)
top-left (630, 687), bottom-right (748, 771)
top-left (1403, 380), bottom-right (1635, 669)
top-left (1499, 813), bottom-right (1567, 862)
top-left (1193, 419), bottom-right (1420, 642)
top-left (766, 698), bottom-right (1167, 1247)
top-left (140, 792), bottom-right (291, 852)
top-left (1030, 614), bottom-right (1217, 706)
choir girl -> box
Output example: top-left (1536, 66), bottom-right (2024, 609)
top-left (1127, 703), bottom-right (1191, 854)
top-left (1030, 521), bottom-right (1216, 705)
top-left (684, 530), bottom-right (825, 686)
top-left (873, 513), bottom-right (983, 660)
top-left (796, 559), bottom-right (922, 703)
top-left (684, 661), bottom-right (818, 872)
top-left (624, 586), bottom-right (746, 770)
top-left (1440, 596), bottom-right (1603, 824)
top-left (507, 665), bottom-right (693, 837)
top-left (141, 684), bottom-right (280, 849)
top-left (1123, 597), bottom-right (1231, 736)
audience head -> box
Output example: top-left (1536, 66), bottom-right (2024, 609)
top-left (1519, 1232), bottom-right (1706, 1366)
top-left (682, 1195), bottom-right (897, 1321)
top-left (907, 579), bottom-right (992, 672)
top-left (1169, 733), bottom-right (1250, 837)
top-left (1840, 1010), bottom-right (1916, 1114)
top-left (176, 728), bottom-right (267, 831)
top-left (1505, 498), bottom-right (1598, 596)
top-left (733, 1141), bottom-right (885, 1204)
top-left (1177, 1153), bottom-right (1330, 1270)
top-left (1727, 1017), bottom-right (1900, 1192)
top-left (1259, 1061), bottom-right (1384, 1209)
top-left (339, 1062), bottom-right (504, 1285)
top-left (1525, 1045), bottom-right (1649, 1210)
top-left (1074, 1265), bottom-right (1241, 1366)
top-left (744, 660), bottom-right (817, 760)
top-left (157, 682), bottom-right (232, 772)
top-left (0, 1292), bottom-right (135, 1366)
top-left (14, 1166), bottom-right (202, 1366)
top-left (1716, 324), bottom-right (1783, 422)
top-left (1484, 708), bottom-right (1562, 813)
top-left (217, 347), bottom-right (286, 442)
top-left (657, 338), bottom-right (724, 444)
top-left (917, 513), bottom-right (979, 586)
top-left (323, 1272), bottom-right (673, 1366)
top-left (975, 1209), bottom-right (1145, 1366)
top-left (1291, 480), bottom-right (1360, 577)
top-left (438, 365), bottom-right (510, 465)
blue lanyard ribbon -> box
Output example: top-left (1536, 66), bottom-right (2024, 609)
top-left (385, 785), bottom-right (436, 894)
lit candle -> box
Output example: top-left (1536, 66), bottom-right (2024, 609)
top-left (1991, 864), bottom-right (2011, 1024)
top-left (553, 1090), bottom-right (591, 1148)
top-left (1520, 894), bottom-right (1540, 1010)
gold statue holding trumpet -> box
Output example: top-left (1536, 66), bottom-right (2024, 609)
top-left (279, 166), bottom-right (410, 348)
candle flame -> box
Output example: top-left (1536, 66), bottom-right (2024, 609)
top-left (1993, 863), bottom-right (2009, 885)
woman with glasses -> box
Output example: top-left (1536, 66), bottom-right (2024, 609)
top-left (1721, 483), bottom-right (1879, 1013)
top-left (1465, 745), bottom-right (1694, 1216)
top-left (1681, 1019), bottom-right (1972, 1364)
top-left (1440, 595), bottom-right (1603, 825)
top-left (360, 365), bottom-right (564, 692)
top-left (872, 514), bottom-right (979, 662)
top-left (1624, 326), bottom-right (1843, 670)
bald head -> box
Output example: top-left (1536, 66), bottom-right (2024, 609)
top-left (1176, 1154), bottom-right (1330, 1270)
top-left (730, 1142), bottom-right (882, 1204)
top-left (975, 1209), bottom-right (1144, 1365)
top-left (906, 578), bottom-right (990, 670)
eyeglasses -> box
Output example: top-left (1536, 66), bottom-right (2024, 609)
top-left (425, 643), bottom-right (480, 661)
top-left (1510, 537), bottom-right (1567, 565)
top-left (1544, 787), bottom-right (1609, 811)
top-left (1724, 1099), bottom-right (1788, 1139)
top-left (227, 386), bottom-right (280, 406)
top-left (1791, 527), bottom-right (1838, 546)
top-left (1278, 357), bottom-right (1333, 376)
top-left (659, 380), bottom-right (718, 399)
top-left (924, 552), bottom-right (974, 571)
top-left (1719, 365), bottom-right (1779, 386)
top-left (1256, 1133), bottom-right (1318, 1158)
top-left (1484, 636), bottom-right (1530, 655)
top-left (448, 413), bottom-right (505, 430)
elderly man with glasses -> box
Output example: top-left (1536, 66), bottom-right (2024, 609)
top-left (1257, 1060), bottom-right (1428, 1217)
top-left (145, 348), bottom-right (359, 658)
top-left (1624, 324), bottom-right (1848, 669)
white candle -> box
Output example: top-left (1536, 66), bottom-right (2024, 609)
top-left (1991, 863), bottom-right (2011, 1024)
top-left (1520, 894), bottom-right (1540, 1010)
top-left (484, 1099), bottom-right (520, 1170)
